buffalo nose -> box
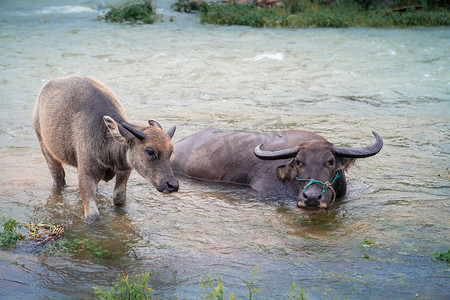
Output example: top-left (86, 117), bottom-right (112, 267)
top-left (302, 190), bottom-right (322, 207)
top-left (166, 180), bottom-right (179, 193)
top-left (157, 179), bottom-right (179, 193)
top-left (165, 179), bottom-right (179, 193)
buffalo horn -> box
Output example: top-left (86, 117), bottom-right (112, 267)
top-left (166, 125), bottom-right (176, 139)
top-left (148, 120), bottom-right (163, 129)
top-left (121, 123), bottom-right (147, 140)
top-left (254, 144), bottom-right (300, 160)
top-left (334, 131), bottom-right (383, 158)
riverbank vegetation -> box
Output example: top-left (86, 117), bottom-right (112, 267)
top-left (101, 0), bottom-right (449, 27)
top-left (100, 0), bottom-right (155, 24)
top-left (198, 0), bottom-right (450, 27)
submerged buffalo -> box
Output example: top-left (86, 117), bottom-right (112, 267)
top-left (33, 76), bottom-right (179, 223)
top-left (171, 128), bottom-right (382, 209)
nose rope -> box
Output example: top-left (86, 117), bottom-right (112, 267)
top-left (296, 170), bottom-right (342, 208)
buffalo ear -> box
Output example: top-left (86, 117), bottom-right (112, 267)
top-left (103, 116), bottom-right (133, 142)
top-left (336, 157), bottom-right (356, 170)
top-left (276, 159), bottom-right (297, 181)
top-left (148, 120), bottom-right (163, 129)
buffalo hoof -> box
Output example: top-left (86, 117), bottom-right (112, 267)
top-left (113, 191), bottom-right (126, 206)
top-left (84, 210), bottom-right (100, 224)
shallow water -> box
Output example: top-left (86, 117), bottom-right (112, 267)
top-left (0, 0), bottom-right (449, 299)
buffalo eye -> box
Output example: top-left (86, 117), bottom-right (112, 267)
top-left (326, 159), bottom-right (335, 167)
top-left (146, 149), bottom-right (157, 159)
top-left (294, 159), bottom-right (304, 167)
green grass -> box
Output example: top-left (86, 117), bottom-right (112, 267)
top-left (431, 250), bottom-right (450, 262)
top-left (358, 238), bottom-right (379, 248)
top-left (45, 234), bottom-right (113, 259)
top-left (0, 216), bottom-right (25, 247)
top-left (93, 272), bottom-right (308, 299)
top-left (199, 275), bottom-right (232, 300)
top-left (93, 272), bottom-right (155, 299)
top-left (100, 0), bottom-right (449, 27)
top-left (199, 1), bottom-right (450, 28)
top-left (100, 0), bottom-right (155, 24)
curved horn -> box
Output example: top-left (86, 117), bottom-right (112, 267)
top-left (254, 144), bottom-right (300, 160)
top-left (166, 125), bottom-right (176, 139)
top-left (334, 131), bottom-right (383, 158)
top-left (121, 122), bottom-right (147, 140)
top-left (148, 120), bottom-right (163, 129)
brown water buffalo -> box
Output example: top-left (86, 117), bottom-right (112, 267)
top-left (33, 76), bottom-right (179, 223)
top-left (171, 128), bottom-right (382, 209)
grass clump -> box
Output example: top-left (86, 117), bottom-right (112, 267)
top-left (199, 0), bottom-right (450, 28)
top-left (0, 216), bottom-right (25, 247)
top-left (93, 271), bottom-right (308, 299)
top-left (45, 234), bottom-right (112, 259)
top-left (101, 0), bottom-right (155, 24)
top-left (287, 281), bottom-right (307, 300)
top-left (93, 272), bottom-right (154, 299)
top-left (0, 216), bottom-right (117, 260)
top-left (199, 275), bottom-right (234, 300)
top-left (358, 238), bottom-right (379, 248)
top-left (431, 250), bottom-right (450, 262)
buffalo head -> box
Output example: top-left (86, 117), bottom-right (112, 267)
top-left (254, 132), bottom-right (383, 209)
top-left (104, 116), bottom-right (179, 193)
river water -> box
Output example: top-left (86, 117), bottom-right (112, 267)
top-left (0, 0), bottom-right (449, 299)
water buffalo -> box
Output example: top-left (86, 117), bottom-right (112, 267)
top-left (33, 76), bottom-right (179, 223)
top-left (171, 128), bottom-right (382, 209)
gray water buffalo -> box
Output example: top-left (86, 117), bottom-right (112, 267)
top-left (171, 128), bottom-right (382, 209)
top-left (33, 76), bottom-right (179, 223)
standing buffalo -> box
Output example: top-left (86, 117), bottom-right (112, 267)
top-left (171, 128), bottom-right (382, 209)
top-left (33, 76), bottom-right (179, 223)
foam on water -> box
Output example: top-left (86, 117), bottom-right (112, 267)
top-left (13, 5), bottom-right (99, 16)
top-left (244, 52), bottom-right (285, 62)
top-left (37, 5), bottom-right (98, 15)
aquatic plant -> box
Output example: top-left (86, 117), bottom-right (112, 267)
top-left (241, 267), bottom-right (263, 299)
top-left (431, 250), bottom-right (450, 262)
top-left (0, 216), bottom-right (67, 247)
top-left (93, 272), bottom-right (154, 299)
top-left (45, 234), bottom-right (112, 259)
top-left (287, 281), bottom-right (307, 300)
top-left (93, 271), bottom-right (308, 299)
top-left (101, 0), bottom-right (155, 24)
top-left (0, 217), bottom-right (110, 258)
top-left (25, 221), bottom-right (65, 245)
top-left (358, 238), bottom-right (379, 248)
top-left (0, 216), bottom-right (132, 261)
top-left (358, 239), bottom-right (379, 259)
top-left (0, 216), bottom-right (25, 247)
top-left (199, 275), bottom-right (233, 300)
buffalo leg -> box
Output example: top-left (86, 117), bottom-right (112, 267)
top-left (78, 171), bottom-right (100, 223)
top-left (38, 141), bottom-right (66, 190)
top-left (113, 170), bottom-right (131, 206)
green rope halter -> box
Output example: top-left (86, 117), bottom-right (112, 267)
top-left (296, 169), bottom-right (342, 195)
